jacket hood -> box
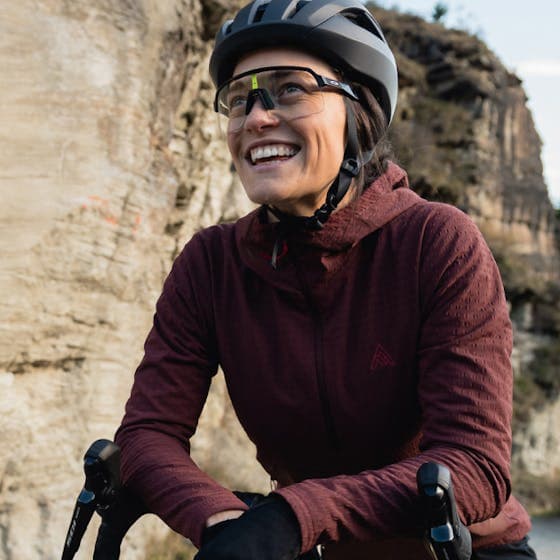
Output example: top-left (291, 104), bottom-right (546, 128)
top-left (235, 162), bottom-right (421, 287)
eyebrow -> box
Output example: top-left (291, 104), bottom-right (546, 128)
top-left (273, 70), bottom-right (301, 79)
top-left (227, 79), bottom-right (249, 96)
top-left (228, 69), bottom-right (310, 94)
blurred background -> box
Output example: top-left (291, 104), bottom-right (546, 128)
top-left (0, 0), bottom-right (558, 558)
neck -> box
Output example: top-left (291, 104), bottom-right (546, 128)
top-left (266, 181), bottom-right (357, 224)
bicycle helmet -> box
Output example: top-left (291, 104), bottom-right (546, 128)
top-left (209, 0), bottom-right (398, 238)
top-left (210, 0), bottom-right (398, 124)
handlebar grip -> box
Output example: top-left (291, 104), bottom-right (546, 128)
top-left (417, 462), bottom-right (472, 560)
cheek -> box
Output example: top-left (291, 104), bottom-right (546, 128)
top-left (316, 119), bottom-right (346, 168)
top-left (316, 102), bottom-right (346, 160)
top-left (227, 135), bottom-right (249, 181)
top-left (227, 134), bottom-right (240, 163)
top-left (331, 106), bottom-right (348, 151)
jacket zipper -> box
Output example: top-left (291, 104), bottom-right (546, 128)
top-left (292, 254), bottom-right (341, 454)
top-left (311, 309), bottom-right (341, 454)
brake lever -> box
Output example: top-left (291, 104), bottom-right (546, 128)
top-left (61, 439), bottom-right (121, 560)
top-left (417, 462), bottom-right (472, 560)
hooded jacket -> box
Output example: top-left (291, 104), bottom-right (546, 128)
top-left (115, 162), bottom-right (531, 557)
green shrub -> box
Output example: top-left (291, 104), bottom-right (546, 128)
top-left (530, 340), bottom-right (560, 398)
top-left (432, 2), bottom-right (448, 23)
top-left (513, 336), bottom-right (560, 435)
top-left (513, 375), bottom-right (545, 429)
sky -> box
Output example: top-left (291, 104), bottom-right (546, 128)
top-left (373, 0), bottom-right (560, 206)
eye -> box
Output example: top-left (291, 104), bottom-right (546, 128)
top-left (277, 81), bottom-right (310, 99)
top-left (282, 83), bottom-right (304, 94)
top-left (228, 94), bottom-right (247, 111)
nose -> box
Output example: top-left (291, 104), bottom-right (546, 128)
top-left (243, 96), bottom-right (280, 131)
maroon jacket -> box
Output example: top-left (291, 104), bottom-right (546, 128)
top-left (115, 163), bottom-right (530, 557)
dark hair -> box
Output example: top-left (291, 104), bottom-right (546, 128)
top-left (348, 83), bottom-right (395, 197)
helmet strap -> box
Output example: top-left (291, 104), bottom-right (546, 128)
top-left (266, 100), bottom-right (373, 267)
top-left (302, 100), bottom-right (371, 230)
top-left (300, 161), bottom-right (354, 230)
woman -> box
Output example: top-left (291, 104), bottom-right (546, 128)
top-left (115, 0), bottom-right (535, 558)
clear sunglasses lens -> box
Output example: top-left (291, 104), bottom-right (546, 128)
top-left (216, 68), bottom-right (325, 133)
top-left (216, 112), bottom-right (231, 137)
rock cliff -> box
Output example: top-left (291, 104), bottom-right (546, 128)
top-left (1, 1), bottom-right (259, 558)
top-left (375, 8), bottom-right (559, 281)
top-left (0, 2), bottom-right (558, 559)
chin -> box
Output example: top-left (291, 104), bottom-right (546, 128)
top-left (244, 185), bottom-right (295, 208)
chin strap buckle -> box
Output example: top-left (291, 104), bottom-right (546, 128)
top-left (341, 158), bottom-right (360, 177)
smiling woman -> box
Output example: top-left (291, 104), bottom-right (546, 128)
top-left (113, 1), bottom-right (536, 559)
top-left (225, 50), bottom-right (349, 218)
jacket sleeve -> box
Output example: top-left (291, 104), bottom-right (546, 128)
top-left (275, 204), bottom-right (517, 552)
top-left (114, 235), bottom-right (248, 548)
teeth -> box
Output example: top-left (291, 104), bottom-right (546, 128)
top-left (250, 144), bottom-right (298, 163)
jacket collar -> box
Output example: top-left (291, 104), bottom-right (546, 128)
top-left (235, 162), bottom-right (421, 282)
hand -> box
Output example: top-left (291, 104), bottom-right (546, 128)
top-left (195, 494), bottom-right (301, 560)
top-left (206, 509), bottom-right (245, 528)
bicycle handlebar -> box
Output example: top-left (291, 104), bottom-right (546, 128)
top-left (62, 441), bottom-right (472, 560)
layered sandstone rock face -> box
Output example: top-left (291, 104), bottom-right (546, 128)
top-left (1, 1), bottom-right (261, 559)
top-left (0, 2), bottom-right (558, 559)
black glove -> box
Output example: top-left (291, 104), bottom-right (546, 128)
top-left (233, 490), bottom-right (267, 508)
top-left (195, 494), bottom-right (301, 560)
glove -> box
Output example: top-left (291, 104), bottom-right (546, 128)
top-left (200, 518), bottom-right (237, 547)
top-left (195, 494), bottom-right (301, 560)
top-left (233, 490), bottom-right (266, 508)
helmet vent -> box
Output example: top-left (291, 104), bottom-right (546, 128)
top-left (252, 4), bottom-right (267, 22)
top-left (341, 8), bottom-right (384, 42)
top-left (288, 0), bottom-right (311, 18)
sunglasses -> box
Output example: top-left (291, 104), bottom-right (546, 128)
top-left (214, 65), bottom-right (358, 132)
